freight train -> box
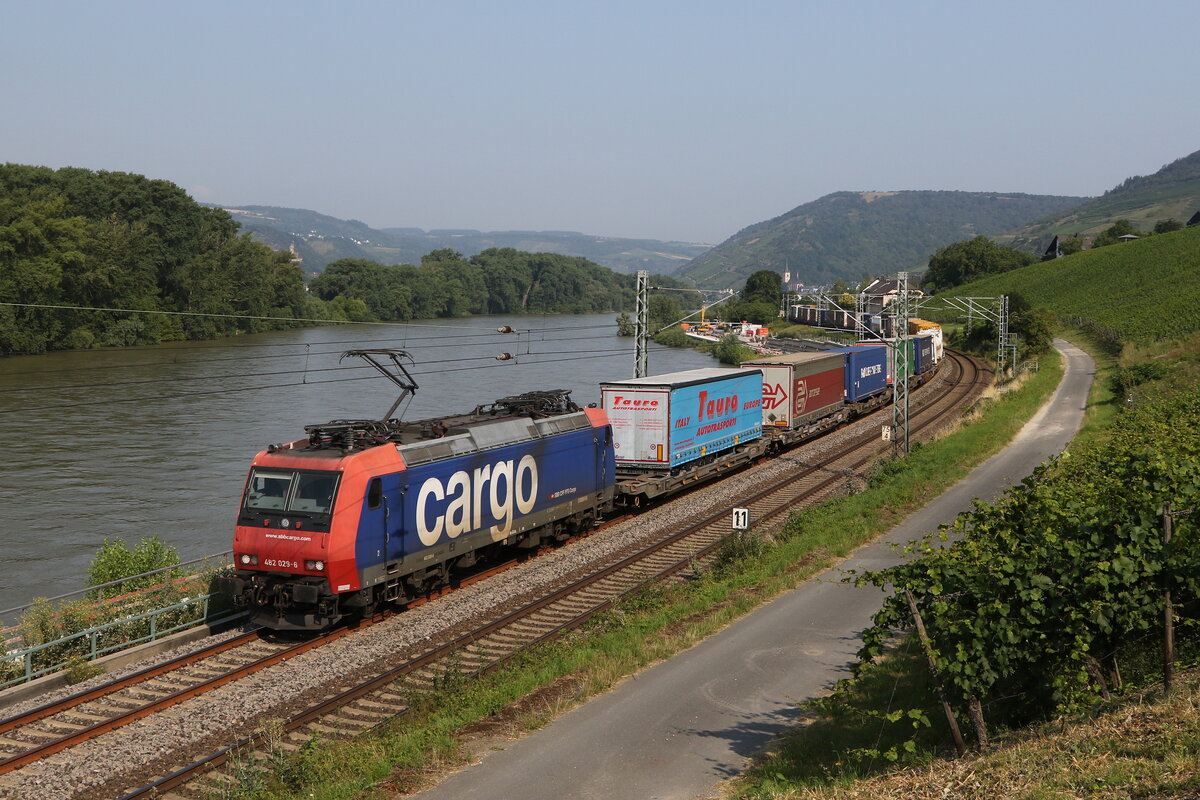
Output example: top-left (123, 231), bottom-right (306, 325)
top-left (790, 304), bottom-right (946, 350)
top-left (222, 337), bottom-right (941, 630)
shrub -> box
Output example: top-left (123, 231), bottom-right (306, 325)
top-left (712, 334), bottom-right (754, 365)
top-left (87, 536), bottom-right (181, 598)
top-left (1110, 361), bottom-right (1168, 397)
top-left (63, 655), bottom-right (103, 684)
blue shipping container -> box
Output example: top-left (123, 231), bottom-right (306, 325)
top-left (825, 346), bottom-right (889, 403)
top-left (601, 368), bottom-right (763, 470)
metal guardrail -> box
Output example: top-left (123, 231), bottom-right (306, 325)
top-left (0, 551), bottom-right (234, 627)
top-left (1, 552), bottom-right (240, 691)
top-left (1, 594), bottom-right (245, 691)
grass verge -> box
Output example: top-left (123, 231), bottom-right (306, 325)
top-left (207, 348), bottom-right (1067, 800)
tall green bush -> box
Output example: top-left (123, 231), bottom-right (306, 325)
top-left (87, 536), bottom-right (182, 598)
top-left (712, 334), bottom-right (754, 365)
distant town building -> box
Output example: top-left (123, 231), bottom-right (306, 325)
top-left (1187, 211), bottom-right (1200, 227)
top-left (859, 276), bottom-right (924, 313)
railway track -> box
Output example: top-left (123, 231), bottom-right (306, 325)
top-left (0, 628), bottom-right (353, 777)
top-left (0, 353), bottom-right (988, 800)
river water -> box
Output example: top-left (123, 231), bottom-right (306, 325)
top-left (0, 313), bottom-right (716, 612)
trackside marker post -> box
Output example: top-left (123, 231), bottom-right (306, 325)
top-left (732, 508), bottom-right (749, 531)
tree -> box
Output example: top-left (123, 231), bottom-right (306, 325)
top-left (923, 236), bottom-right (1036, 293)
top-left (722, 299), bottom-right (778, 326)
top-left (0, 164), bottom-right (311, 353)
top-left (648, 294), bottom-right (682, 330)
top-left (1057, 237), bottom-right (1083, 257)
top-left (712, 333), bottom-right (754, 365)
top-left (88, 536), bottom-right (181, 598)
top-left (1091, 219), bottom-right (1140, 248)
top-left (949, 292), bottom-right (1055, 359)
top-left (742, 270), bottom-right (782, 305)
top-left (1012, 306), bottom-right (1057, 356)
top-left (1154, 218), bottom-right (1183, 234)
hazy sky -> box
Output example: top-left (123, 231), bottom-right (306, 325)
top-left (3, 1), bottom-right (1197, 243)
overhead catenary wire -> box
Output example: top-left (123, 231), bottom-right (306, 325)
top-left (0, 332), bottom-right (630, 379)
top-left (2, 301), bottom-right (610, 333)
top-left (0, 343), bottom-right (636, 394)
top-left (0, 350), bottom-right (636, 416)
top-left (0, 355), bottom-right (502, 394)
top-left (0, 300), bottom-right (622, 336)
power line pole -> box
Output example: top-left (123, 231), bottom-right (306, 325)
top-left (855, 288), bottom-right (869, 342)
top-left (635, 270), bottom-right (649, 378)
top-left (928, 296), bottom-right (1010, 369)
top-left (891, 271), bottom-right (911, 455)
top-left (997, 294), bottom-right (1012, 374)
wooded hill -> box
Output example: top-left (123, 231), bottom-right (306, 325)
top-left (677, 190), bottom-right (1086, 291)
top-left (0, 164), bottom-right (313, 355)
top-left (1002, 149), bottom-right (1200, 253)
top-left (0, 165), bottom-right (654, 356)
top-left (307, 250), bottom-right (642, 321)
top-left (222, 205), bottom-right (709, 276)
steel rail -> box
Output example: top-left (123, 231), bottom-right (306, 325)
top-left (0, 630), bottom-right (261, 736)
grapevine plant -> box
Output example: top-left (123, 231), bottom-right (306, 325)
top-left (853, 389), bottom-right (1200, 740)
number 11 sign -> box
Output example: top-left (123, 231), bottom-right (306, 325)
top-left (732, 507), bottom-right (750, 530)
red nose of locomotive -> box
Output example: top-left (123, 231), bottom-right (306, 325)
top-left (233, 524), bottom-right (329, 574)
top-left (232, 458), bottom-right (337, 576)
top-left (222, 449), bottom-right (348, 629)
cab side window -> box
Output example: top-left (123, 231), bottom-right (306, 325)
top-left (367, 478), bottom-right (383, 510)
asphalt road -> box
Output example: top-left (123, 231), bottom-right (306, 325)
top-left (412, 339), bottom-right (1096, 800)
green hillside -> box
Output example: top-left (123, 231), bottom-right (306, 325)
top-left (940, 224), bottom-right (1200, 342)
top-left (678, 190), bottom-right (1087, 291)
top-left (221, 205), bottom-right (710, 275)
top-left (1005, 149), bottom-right (1200, 252)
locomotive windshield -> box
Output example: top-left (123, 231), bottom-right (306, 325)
top-left (244, 469), bottom-right (339, 514)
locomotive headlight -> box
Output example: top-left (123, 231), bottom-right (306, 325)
top-left (239, 554), bottom-right (258, 565)
top-left (305, 560), bottom-right (326, 571)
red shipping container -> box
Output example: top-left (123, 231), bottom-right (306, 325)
top-left (739, 351), bottom-right (845, 429)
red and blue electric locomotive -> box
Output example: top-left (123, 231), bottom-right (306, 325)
top-left (220, 353), bottom-right (615, 630)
